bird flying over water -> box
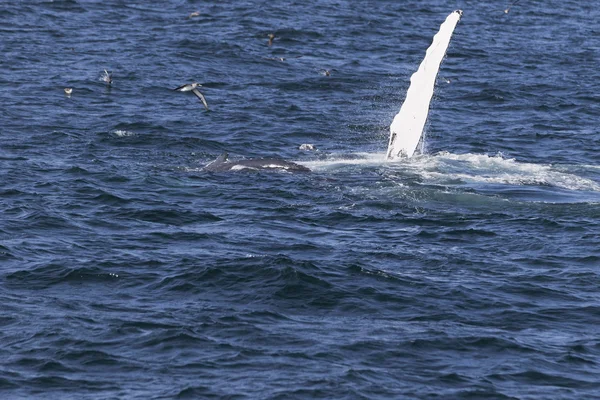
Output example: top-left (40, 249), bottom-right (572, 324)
top-left (173, 82), bottom-right (209, 111)
top-left (102, 69), bottom-right (112, 85)
top-left (504, 0), bottom-right (520, 14)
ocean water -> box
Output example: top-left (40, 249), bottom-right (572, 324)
top-left (1, 0), bottom-right (600, 398)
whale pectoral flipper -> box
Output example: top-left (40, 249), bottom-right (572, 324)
top-left (386, 10), bottom-right (462, 160)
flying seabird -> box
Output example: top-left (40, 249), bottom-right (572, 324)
top-left (264, 55), bottom-right (302, 62)
top-left (173, 82), bottom-right (209, 110)
top-left (102, 69), bottom-right (112, 85)
top-left (504, 0), bottom-right (520, 14)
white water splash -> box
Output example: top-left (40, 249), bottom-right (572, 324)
top-left (303, 151), bottom-right (600, 193)
top-left (300, 153), bottom-right (387, 170)
top-left (416, 152), bottom-right (600, 192)
top-left (111, 130), bottom-right (136, 137)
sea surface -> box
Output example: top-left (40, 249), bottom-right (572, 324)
top-left (1, 0), bottom-right (600, 398)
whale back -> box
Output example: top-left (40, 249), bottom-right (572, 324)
top-left (203, 153), bottom-right (310, 173)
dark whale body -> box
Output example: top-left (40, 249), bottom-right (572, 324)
top-left (204, 153), bottom-right (310, 173)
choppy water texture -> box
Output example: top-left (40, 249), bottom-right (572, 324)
top-left (1, 0), bottom-right (600, 398)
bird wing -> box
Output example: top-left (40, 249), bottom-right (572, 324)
top-left (192, 88), bottom-right (209, 110)
top-left (173, 83), bottom-right (188, 91)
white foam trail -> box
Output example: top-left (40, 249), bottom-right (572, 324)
top-left (304, 151), bottom-right (600, 193)
top-left (422, 152), bottom-right (600, 192)
top-left (386, 10), bottom-right (462, 160)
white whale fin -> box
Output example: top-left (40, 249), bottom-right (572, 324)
top-left (386, 10), bottom-right (462, 160)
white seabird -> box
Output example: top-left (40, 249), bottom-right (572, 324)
top-left (173, 82), bottom-right (209, 111)
top-left (102, 69), bottom-right (112, 85)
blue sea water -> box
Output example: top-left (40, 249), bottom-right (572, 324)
top-left (1, 0), bottom-right (600, 398)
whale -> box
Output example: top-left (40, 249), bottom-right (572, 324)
top-left (202, 10), bottom-right (462, 172)
top-left (203, 152), bottom-right (310, 173)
